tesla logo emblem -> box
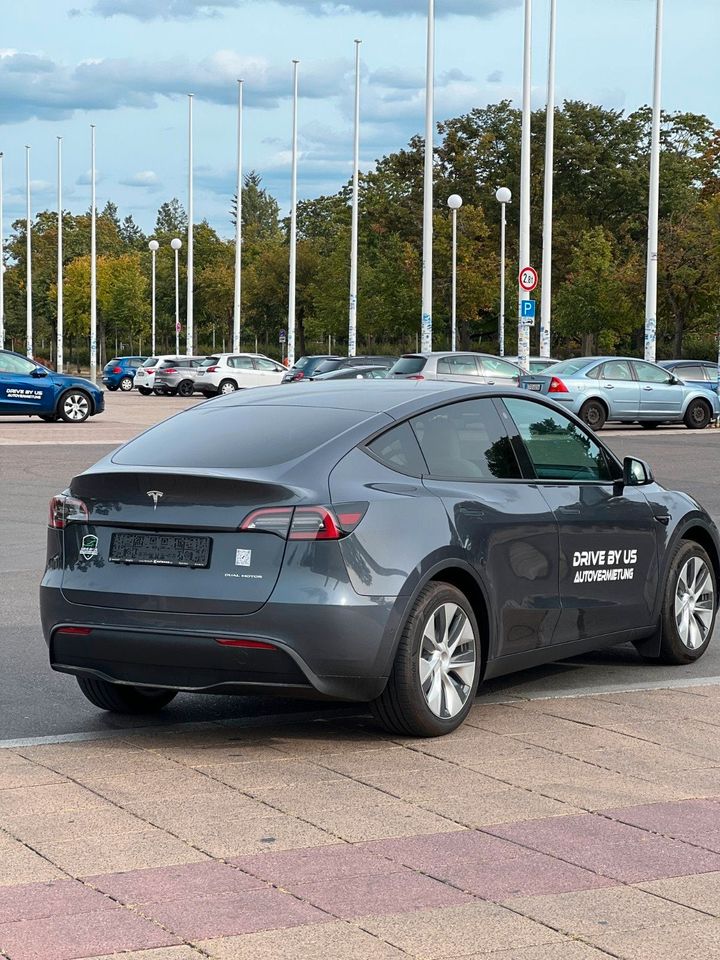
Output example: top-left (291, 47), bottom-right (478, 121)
top-left (147, 490), bottom-right (164, 510)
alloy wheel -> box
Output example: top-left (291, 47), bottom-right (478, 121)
top-left (419, 602), bottom-right (477, 719)
top-left (63, 393), bottom-right (90, 421)
top-left (675, 556), bottom-right (715, 650)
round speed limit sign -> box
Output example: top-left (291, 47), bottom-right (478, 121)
top-left (519, 266), bottom-right (539, 292)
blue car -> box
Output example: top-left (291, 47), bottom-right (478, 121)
top-left (659, 360), bottom-right (719, 396)
top-left (519, 356), bottom-right (720, 431)
top-left (0, 349), bottom-right (104, 423)
top-left (102, 356), bottom-right (146, 392)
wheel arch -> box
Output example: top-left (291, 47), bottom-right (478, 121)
top-left (679, 523), bottom-right (720, 587)
top-left (54, 385), bottom-right (97, 416)
top-left (579, 394), bottom-right (609, 416)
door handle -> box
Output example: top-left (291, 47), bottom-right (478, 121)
top-left (486, 380), bottom-right (495, 385)
top-left (603, 384), bottom-right (614, 389)
top-left (643, 386), bottom-right (653, 391)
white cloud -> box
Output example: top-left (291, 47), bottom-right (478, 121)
top-left (86, 0), bottom-right (519, 19)
top-left (120, 170), bottom-right (162, 189)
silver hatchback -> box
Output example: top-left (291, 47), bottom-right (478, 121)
top-left (388, 352), bottom-right (522, 386)
top-left (153, 358), bottom-right (207, 397)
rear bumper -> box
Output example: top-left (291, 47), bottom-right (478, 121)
top-left (40, 582), bottom-right (399, 702)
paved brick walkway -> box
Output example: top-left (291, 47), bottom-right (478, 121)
top-left (3, 685), bottom-right (720, 959)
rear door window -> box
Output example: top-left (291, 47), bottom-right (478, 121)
top-left (436, 355), bottom-right (480, 377)
top-left (230, 357), bottom-right (255, 370)
top-left (600, 360), bottom-right (633, 381)
top-left (676, 365), bottom-right (707, 381)
top-left (410, 399), bottom-right (521, 480)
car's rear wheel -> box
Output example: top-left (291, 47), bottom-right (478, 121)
top-left (76, 676), bottom-right (177, 714)
top-left (219, 379), bottom-right (238, 395)
top-left (579, 399), bottom-right (607, 431)
top-left (684, 398), bottom-right (712, 430)
top-left (138, 387), bottom-right (152, 396)
top-left (119, 376), bottom-right (134, 392)
top-left (58, 390), bottom-right (92, 423)
top-left (371, 582), bottom-right (481, 737)
top-left (177, 379), bottom-right (194, 397)
top-left (648, 540), bottom-right (717, 665)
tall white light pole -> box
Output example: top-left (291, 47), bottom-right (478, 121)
top-left (57, 137), bottom-right (64, 372)
top-left (517, 0), bottom-right (533, 373)
top-left (287, 59), bottom-right (299, 369)
top-left (348, 40), bottom-right (362, 358)
top-left (645, 0), bottom-right (664, 363)
top-left (172, 238), bottom-right (182, 355)
top-left (25, 145), bottom-right (32, 359)
top-left (540, 0), bottom-right (556, 359)
top-left (0, 152), bottom-right (4, 350)
top-left (90, 124), bottom-right (97, 382)
top-left (496, 187), bottom-right (512, 357)
top-left (447, 195), bottom-right (462, 352)
top-left (187, 94), bottom-right (194, 357)
top-left (420, 0), bottom-right (435, 353)
top-left (148, 240), bottom-right (159, 355)
top-left (233, 79), bottom-right (244, 355)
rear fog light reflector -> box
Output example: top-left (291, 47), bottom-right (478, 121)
top-left (216, 638), bottom-right (277, 651)
top-left (58, 627), bottom-right (92, 636)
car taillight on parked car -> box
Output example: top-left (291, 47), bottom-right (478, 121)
top-left (407, 374), bottom-right (425, 381)
top-left (548, 377), bottom-right (569, 394)
top-left (112, 367), bottom-right (122, 374)
top-left (49, 494), bottom-right (89, 529)
top-left (240, 503), bottom-right (367, 541)
top-left (163, 369), bottom-right (177, 375)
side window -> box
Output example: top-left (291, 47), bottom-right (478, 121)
top-left (436, 356), bottom-right (480, 377)
top-left (410, 399), bottom-right (521, 480)
top-left (503, 398), bottom-right (612, 482)
top-left (230, 357), bottom-right (255, 370)
top-left (633, 361), bottom-right (673, 384)
top-left (479, 357), bottom-right (520, 379)
top-left (255, 357), bottom-right (284, 372)
top-left (366, 422), bottom-right (426, 476)
top-left (677, 365), bottom-right (706, 381)
top-left (0, 353), bottom-right (35, 375)
top-left (601, 360), bottom-right (633, 381)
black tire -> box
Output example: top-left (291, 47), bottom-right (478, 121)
top-left (119, 376), bottom-right (134, 392)
top-left (201, 390), bottom-right (215, 399)
top-left (57, 390), bottom-right (92, 423)
top-left (641, 422), bottom-right (660, 429)
top-left (579, 399), bottom-right (607, 431)
top-left (39, 414), bottom-right (58, 423)
top-left (106, 385), bottom-right (118, 392)
top-left (650, 540), bottom-right (717, 665)
top-left (371, 582), bottom-right (482, 737)
top-left (138, 387), bottom-right (153, 396)
top-left (77, 676), bottom-right (177, 714)
top-left (177, 380), bottom-right (194, 397)
top-left (684, 398), bottom-right (712, 430)
top-left (218, 379), bottom-right (238, 396)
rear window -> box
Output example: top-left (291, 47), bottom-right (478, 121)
top-left (544, 359), bottom-right (587, 377)
top-left (114, 406), bottom-right (369, 469)
top-left (391, 357), bottom-right (427, 375)
top-left (143, 358), bottom-right (159, 368)
top-left (313, 359), bottom-right (345, 375)
top-left (200, 356), bottom-right (221, 368)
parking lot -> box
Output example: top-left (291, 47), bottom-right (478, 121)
top-left (3, 391), bottom-right (720, 959)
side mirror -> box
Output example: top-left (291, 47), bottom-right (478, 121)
top-left (31, 367), bottom-right (48, 378)
top-left (623, 456), bottom-right (654, 486)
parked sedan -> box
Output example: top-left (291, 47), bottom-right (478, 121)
top-left (282, 355), bottom-right (342, 383)
top-left (193, 354), bottom-right (286, 396)
top-left (283, 355), bottom-right (397, 383)
top-left (42, 381), bottom-right (718, 736)
top-left (0, 348), bottom-right (104, 423)
top-left (389, 352), bottom-right (522, 386)
top-left (520, 356), bottom-right (720, 430)
top-left (101, 356), bottom-right (146, 392)
top-left (506, 356), bottom-right (561, 374)
top-left (659, 360), bottom-right (718, 395)
top-left (153, 358), bottom-right (207, 397)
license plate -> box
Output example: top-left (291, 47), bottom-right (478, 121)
top-left (110, 533), bottom-right (211, 568)
top-left (526, 382), bottom-right (543, 392)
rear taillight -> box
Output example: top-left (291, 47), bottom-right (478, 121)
top-left (548, 377), bottom-right (569, 394)
top-left (240, 503), bottom-right (367, 541)
top-left (207, 366), bottom-right (219, 373)
top-left (215, 638), bottom-right (276, 650)
top-left (163, 368), bottom-right (177, 375)
top-left (112, 367), bottom-right (122, 374)
top-left (293, 372), bottom-right (304, 381)
top-left (49, 494), bottom-right (89, 529)
top-left (408, 374), bottom-right (425, 380)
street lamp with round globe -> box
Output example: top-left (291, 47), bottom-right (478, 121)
top-left (447, 195), bottom-right (463, 352)
top-left (148, 240), bottom-right (160, 354)
top-left (495, 187), bottom-right (512, 355)
top-left (447, 194), bottom-right (463, 211)
top-left (171, 239), bottom-right (183, 354)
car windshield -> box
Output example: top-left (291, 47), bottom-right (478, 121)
top-left (114, 406), bottom-right (370, 469)
top-left (543, 359), bottom-right (588, 377)
top-left (391, 357), bottom-right (427, 375)
top-left (199, 357), bottom-right (221, 368)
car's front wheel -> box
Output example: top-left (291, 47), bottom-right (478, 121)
top-left (652, 540), bottom-right (717, 664)
top-left (119, 376), bottom-right (134, 392)
top-left (684, 398), bottom-right (712, 430)
top-left (58, 390), bottom-right (92, 423)
top-left (579, 399), bottom-right (607, 431)
top-left (76, 676), bottom-right (177, 714)
top-left (372, 582), bottom-right (481, 737)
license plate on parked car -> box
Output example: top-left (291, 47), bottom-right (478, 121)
top-left (525, 382), bottom-right (543, 392)
top-left (109, 533), bottom-right (211, 568)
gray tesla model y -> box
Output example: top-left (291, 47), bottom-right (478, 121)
top-left (41, 382), bottom-right (719, 736)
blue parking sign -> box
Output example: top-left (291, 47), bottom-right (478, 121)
top-left (520, 299), bottom-right (536, 320)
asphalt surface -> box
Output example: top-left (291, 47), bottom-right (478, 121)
top-left (3, 405), bottom-right (720, 740)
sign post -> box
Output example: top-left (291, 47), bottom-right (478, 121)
top-left (279, 328), bottom-right (287, 364)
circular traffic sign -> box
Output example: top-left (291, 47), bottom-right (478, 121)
top-left (519, 266), bottom-right (538, 292)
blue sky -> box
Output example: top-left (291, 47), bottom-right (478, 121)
top-left (1, 0), bottom-right (718, 237)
